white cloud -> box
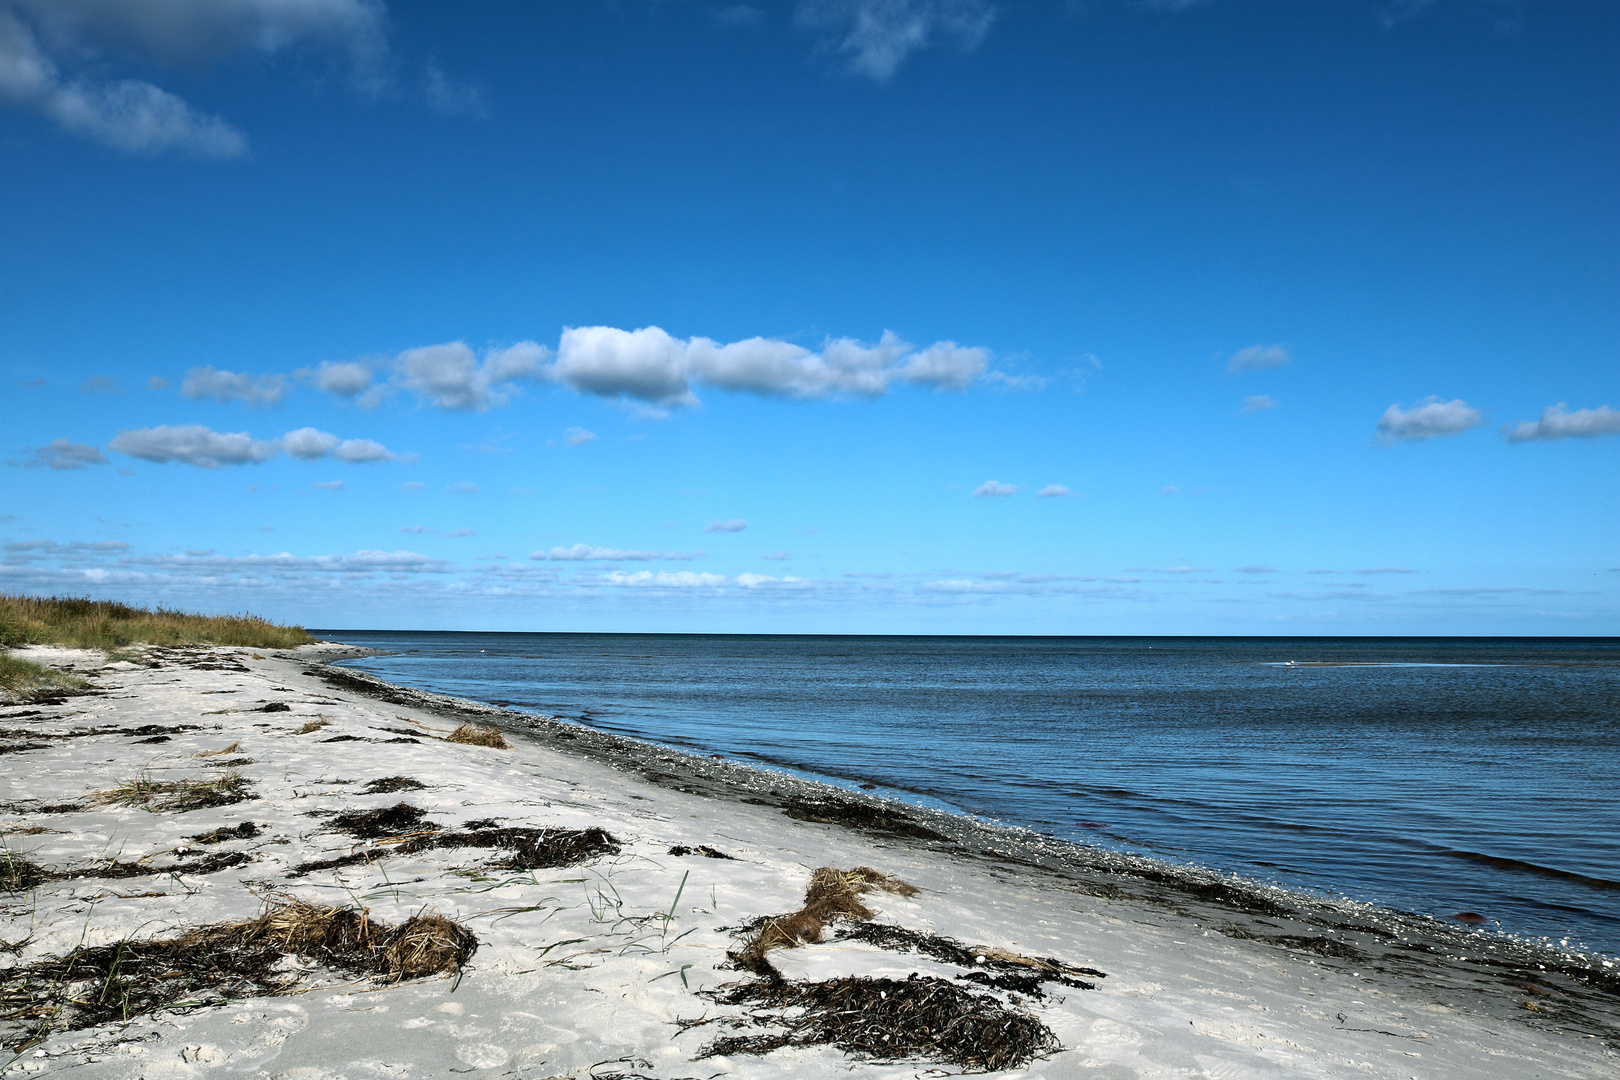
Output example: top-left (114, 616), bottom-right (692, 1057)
top-left (1035, 484), bottom-right (1071, 497)
top-left (1238, 565), bottom-right (1278, 574)
top-left (1376, 397), bottom-right (1483, 443)
top-left (0, 0), bottom-right (397, 156)
top-left (794, 0), bottom-right (995, 81)
top-left (332, 437), bottom-right (396, 463)
top-left (1354, 567), bottom-right (1420, 575)
top-left (181, 366), bottom-right (289, 406)
top-left (15, 439), bottom-right (107, 470)
top-left (762, 550), bottom-right (790, 560)
top-left (108, 424), bottom-right (399, 467)
top-left (548, 325), bottom-right (995, 407)
top-left (47, 77), bottom-right (246, 157)
top-left (1161, 485), bottom-right (1180, 494)
top-left (901, 342), bottom-right (989, 390)
top-left (1157, 566), bottom-right (1210, 574)
top-left (1504, 404), bottom-right (1620, 443)
top-left (563, 426), bottom-right (597, 446)
top-left (973, 480), bottom-right (1017, 497)
top-left (280, 427), bottom-right (340, 460)
top-left (110, 424), bottom-right (278, 468)
top-left (422, 61), bottom-right (486, 118)
top-left (310, 360), bottom-right (372, 398)
top-left (397, 341), bottom-right (549, 412)
top-left (447, 481), bottom-right (479, 493)
top-left (312, 479), bottom-right (343, 491)
top-left (533, 545), bottom-right (702, 562)
top-left (1226, 344), bottom-right (1291, 374)
top-left (1240, 394), bottom-right (1277, 412)
top-left (78, 376), bottom-right (120, 393)
top-left (704, 518), bottom-right (748, 533)
top-left (604, 570), bottom-right (728, 588)
top-left (399, 481), bottom-right (423, 491)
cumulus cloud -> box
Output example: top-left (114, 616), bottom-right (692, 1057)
top-left (704, 518), bottom-right (748, 533)
top-left (1240, 395), bottom-right (1277, 412)
top-left (1375, 397), bottom-right (1483, 443)
top-left (447, 481), bottom-right (479, 493)
top-left (109, 424), bottom-right (400, 468)
top-left (311, 479), bottom-right (343, 491)
top-left (181, 366), bottom-right (289, 406)
top-left (309, 360), bottom-right (373, 398)
top-left (532, 545), bottom-right (702, 562)
top-left (110, 424), bottom-right (278, 468)
top-left (973, 480), bottom-right (1017, 497)
top-left (549, 326), bottom-right (993, 407)
top-left (397, 341), bottom-right (549, 412)
top-left (0, 0), bottom-right (399, 156)
top-left (794, 0), bottom-right (995, 81)
top-left (1226, 344), bottom-right (1291, 374)
top-left (1035, 484), bottom-right (1072, 497)
top-left (14, 439), bottom-right (107, 470)
top-left (1504, 404), bottom-right (1620, 443)
top-left (562, 427), bottom-right (597, 446)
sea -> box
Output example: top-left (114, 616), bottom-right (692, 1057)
top-left (311, 632), bottom-right (1620, 956)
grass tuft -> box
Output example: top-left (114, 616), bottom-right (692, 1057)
top-left (91, 771), bottom-right (255, 813)
top-left (446, 724), bottom-right (509, 749)
top-left (0, 653), bottom-right (88, 700)
top-left (0, 594), bottom-right (313, 651)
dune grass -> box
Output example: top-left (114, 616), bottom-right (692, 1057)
top-left (0, 653), bottom-right (88, 698)
top-left (0, 594), bottom-right (314, 651)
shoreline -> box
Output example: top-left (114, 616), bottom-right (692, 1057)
top-left (0, 641), bottom-right (1615, 1077)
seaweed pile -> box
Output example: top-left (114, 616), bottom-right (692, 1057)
top-left (695, 865), bottom-right (1105, 1072)
top-left (0, 899), bottom-right (476, 1051)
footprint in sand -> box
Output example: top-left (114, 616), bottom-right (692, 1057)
top-left (454, 1043), bottom-right (510, 1068)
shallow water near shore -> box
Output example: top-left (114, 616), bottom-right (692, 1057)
top-left (316, 632), bottom-right (1620, 956)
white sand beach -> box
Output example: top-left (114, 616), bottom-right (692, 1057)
top-left (1, 643), bottom-right (1614, 1079)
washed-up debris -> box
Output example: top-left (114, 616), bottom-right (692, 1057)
top-left (693, 973), bottom-right (1061, 1072)
top-left (0, 899), bottom-right (477, 1051)
top-left (362, 776), bottom-right (426, 795)
top-left (187, 821), bottom-right (259, 844)
top-left (734, 867), bottom-right (920, 966)
top-left (668, 844), bottom-right (734, 859)
top-left (289, 825), bottom-right (620, 877)
top-left (446, 724), bottom-right (509, 749)
top-left (837, 923), bottom-right (1106, 990)
top-left (90, 772), bottom-right (254, 813)
top-left (330, 802), bottom-right (438, 839)
top-left (781, 796), bottom-right (946, 840)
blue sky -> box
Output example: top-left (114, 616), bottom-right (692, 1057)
top-left (1, 0), bottom-right (1616, 634)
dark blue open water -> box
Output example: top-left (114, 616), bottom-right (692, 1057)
top-left (314, 633), bottom-right (1620, 955)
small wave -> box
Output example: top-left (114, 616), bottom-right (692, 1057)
top-left (1441, 849), bottom-right (1620, 891)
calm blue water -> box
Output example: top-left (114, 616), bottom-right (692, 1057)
top-left (314, 633), bottom-right (1620, 955)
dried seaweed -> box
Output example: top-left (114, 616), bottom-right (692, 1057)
top-left (288, 825), bottom-right (620, 877)
top-left (329, 802), bottom-right (438, 839)
top-left (836, 924), bottom-right (1106, 989)
top-left (91, 772), bottom-right (254, 813)
top-left (668, 845), bottom-right (734, 859)
top-left (0, 899), bottom-right (477, 1050)
top-left (695, 974), bottom-right (1061, 1072)
top-left (781, 797), bottom-right (945, 840)
top-left (362, 776), bottom-right (426, 794)
top-left (446, 724), bottom-right (509, 749)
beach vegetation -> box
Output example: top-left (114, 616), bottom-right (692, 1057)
top-left (446, 723), bottom-right (509, 748)
top-left (0, 594), bottom-right (314, 651)
top-left (0, 654), bottom-right (87, 701)
top-left (295, 717), bottom-right (331, 734)
top-left (0, 899), bottom-right (477, 1051)
top-left (91, 771), bottom-right (255, 813)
